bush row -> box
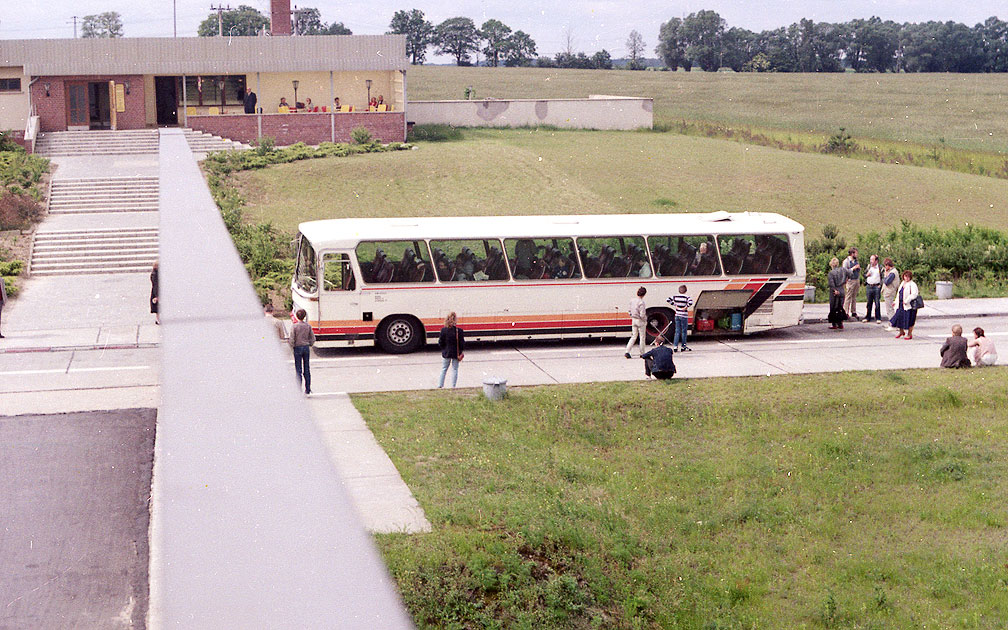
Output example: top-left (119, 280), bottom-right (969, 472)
top-left (805, 221), bottom-right (1008, 299)
top-left (203, 137), bottom-right (411, 308)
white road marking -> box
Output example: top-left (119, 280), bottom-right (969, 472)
top-left (0, 365), bottom-right (152, 376)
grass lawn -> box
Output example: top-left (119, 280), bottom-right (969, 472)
top-left (408, 66), bottom-right (1008, 154)
top-left (357, 369), bottom-right (1008, 629)
top-left (233, 128), bottom-right (1008, 239)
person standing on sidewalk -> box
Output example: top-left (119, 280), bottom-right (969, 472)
top-left (842, 247), bottom-right (861, 320)
top-left (289, 309), bottom-right (315, 394)
top-left (891, 270), bottom-right (920, 340)
top-left (437, 312), bottom-right (465, 388)
top-left (827, 257), bottom-right (847, 330)
top-left (881, 258), bottom-right (900, 328)
top-left (863, 254), bottom-right (882, 322)
top-left (625, 287), bottom-right (647, 359)
top-left (0, 274), bottom-right (7, 338)
top-left (667, 284), bottom-right (693, 352)
top-left (150, 261), bottom-right (160, 325)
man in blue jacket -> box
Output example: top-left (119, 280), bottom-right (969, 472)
top-left (642, 337), bottom-right (676, 380)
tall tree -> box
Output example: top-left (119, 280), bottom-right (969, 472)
top-left (434, 17), bottom-right (480, 66)
top-left (292, 7), bottom-right (324, 35)
top-left (324, 22), bottom-right (352, 35)
top-left (626, 30), bottom-right (646, 69)
top-left (503, 31), bottom-right (537, 67)
top-left (720, 27), bottom-right (755, 71)
top-left (81, 11), bottom-right (123, 38)
top-left (389, 9), bottom-right (434, 65)
top-left (197, 5), bottom-right (269, 36)
top-left (979, 16), bottom-right (1008, 72)
top-left (681, 9), bottom-right (726, 71)
top-left (592, 49), bottom-right (613, 70)
top-left (480, 19), bottom-right (512, 67)
top-left (656, 17), bottom-right (690, 70)
top-left (846, 17), bottom-right (899, 72)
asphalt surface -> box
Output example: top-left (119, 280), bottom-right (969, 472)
top-left (0, 408), bottom-right (156, 630)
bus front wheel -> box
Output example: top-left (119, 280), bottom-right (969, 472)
top-left (645, 307), bottom-right (674, 345)
top-left (377, 315), bottom-right (424, 353)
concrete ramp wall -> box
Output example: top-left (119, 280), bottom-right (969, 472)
top-left (408, 95), bottom-right (653, 130)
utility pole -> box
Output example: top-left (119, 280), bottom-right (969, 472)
top-left (210, 4), bottom-right (232, 36)
top-left (173, 0), bottom-right (177, 37)
top-left (70, 15), bottom-right (79, 38)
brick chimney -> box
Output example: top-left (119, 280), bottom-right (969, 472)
top-left (270, 0), bottom-right (292, 36)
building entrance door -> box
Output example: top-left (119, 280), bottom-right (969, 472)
top-left (88, 82), bottom-right (112, 129)
top-left (155, 76), bottom-right (179, 125)
top-left (66, 83), bottom-right (89, 130)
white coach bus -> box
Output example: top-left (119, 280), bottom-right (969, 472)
top-left (290, 212), bottom-right (806, 352)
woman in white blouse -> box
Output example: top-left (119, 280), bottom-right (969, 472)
top-left (890, 270), bottom-right (920, 340)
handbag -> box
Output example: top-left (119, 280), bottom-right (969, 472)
top-left (456, 327), bottom-right (464, 361)
top-left (910, 295), bottom-right (924, 310)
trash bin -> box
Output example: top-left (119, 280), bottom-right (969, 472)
top-left (482, 377), bottom-right (508, 401)
top-left (803, 285), bottom-right (816, 302)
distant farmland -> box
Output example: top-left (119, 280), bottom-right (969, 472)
top-left (408, 66), bottom-right (1008, 154)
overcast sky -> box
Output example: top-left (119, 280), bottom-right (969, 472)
top-left (2, 1), bottom-right (1004, 59)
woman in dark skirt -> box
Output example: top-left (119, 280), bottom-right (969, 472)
top-left (890, 269), bottom-right (919, 339)
top-left (150, 261), bottom-right (160, 325)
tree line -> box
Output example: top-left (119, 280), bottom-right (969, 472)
top-left (192, 6), bottom-right (1008, 73)
top-left (657, 10), bottom-right (1008, 72)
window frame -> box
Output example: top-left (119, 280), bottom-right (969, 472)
top-left (0, 78), bottom-right (21, 93)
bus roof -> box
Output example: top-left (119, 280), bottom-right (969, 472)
top-left (298, 212), bottom-right (804, 249)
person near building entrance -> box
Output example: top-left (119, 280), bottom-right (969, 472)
top-left (625, 286), bottom-right (647, 359)
top-left (289, 309), bottom-right (315, 394)
top-left (243, 88), bottom-right (257, 114)
top-left (842, 247), bottom-right (861, 320)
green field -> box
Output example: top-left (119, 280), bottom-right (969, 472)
top-left (359, 369), bottom-right (1008, 628)
top-left (233, 128), bottom-right (1008, 239)
top-left (408, 67), bottom-right (1008, 154)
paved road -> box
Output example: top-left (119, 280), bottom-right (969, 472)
top-left (0, 408), bottom-right (156, 630)
top-left (300, 314), bottom-right (1008, 393)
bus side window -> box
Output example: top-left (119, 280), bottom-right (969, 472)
top-left (322, 253), bottom-right (356, 291)
top-left (576, 236), bottom-right (647, 278)
top-left (430, 239), bottom-right (505, 282)
top-left (762, 234), bottom-right (795, 274)
top-left (504, 237), bottom-right (581, 280)
top-left (294, 235), bottom-right (317, 293)
top-left (355, 241), bottom-right (434, 283)
top-left (649, 235), bottom-right (720, 277)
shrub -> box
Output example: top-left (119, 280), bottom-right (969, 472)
top-left (1, 274), bottom-right (16, 297)
top-left (254, 135), bottom-right (276, 155)
top-left (407, 124), bottom-right (464, 143)
top-left (823, 127), bottom-right (857, 154)
top-left (351, 126), bottom-right (373, 145)
top-left (0, 191), bottom-right (43, 230)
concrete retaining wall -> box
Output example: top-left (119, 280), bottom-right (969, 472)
top-left (407, 95), bottom-right (653, 130)
top-left (188, 111), bottom-right (405, 145)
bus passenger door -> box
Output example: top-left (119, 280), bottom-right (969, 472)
top-left (320, 252), bottom-right (362, 342)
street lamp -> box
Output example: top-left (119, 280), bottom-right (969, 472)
top-left (292, 80), bottom-right (299, 105)
top-left (365, 79), bottom-right (372, 106)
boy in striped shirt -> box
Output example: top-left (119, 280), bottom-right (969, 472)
top-left (667, 285), bottom-right (693, 352)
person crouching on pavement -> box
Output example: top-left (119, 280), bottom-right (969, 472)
top-left (968, 327), bottom-right (998, 366)
top-left (642, 336), bottom-right (676, 380)
top-left (939, 324), bottom-right (971, 368)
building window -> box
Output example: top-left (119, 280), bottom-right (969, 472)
top-left (184, 75), bottom-right (246, 106)
top-left (0, 78), bottom-right (21, 92)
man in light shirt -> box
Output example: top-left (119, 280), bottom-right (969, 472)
top-left (625, 286), bottom-right (648, 358)
top-left (863, 254), bottom-right (882, 322)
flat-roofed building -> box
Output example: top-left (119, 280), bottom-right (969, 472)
top-left (0, 2), bottom-right (407, 149)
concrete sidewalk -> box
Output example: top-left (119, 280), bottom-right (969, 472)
top-left (0, 324), bottom-right (159, 353)
top-left (802, 296), bottom-right (1008, 324)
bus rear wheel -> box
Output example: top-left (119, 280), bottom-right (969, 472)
top-left (645, 307), bottom-right (674, 345)
top-left (377, 315), bottom-right (424, 353)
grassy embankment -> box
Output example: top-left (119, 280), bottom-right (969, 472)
top-left (409, 66), bottom-right (1008, 177)
top-left (359, 369), bottom-right (1008, 629)
top-left (233, 128), bottom-right (1008, 239)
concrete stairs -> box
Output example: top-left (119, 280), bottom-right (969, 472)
top-left (183, 128), bottom-right (251, 152)
top-left (35, 130), bottom-right (160, 156)
top-left (48, 177), bottom-right (159, 214)
top-left (30, 227), bottom-right (159, 276)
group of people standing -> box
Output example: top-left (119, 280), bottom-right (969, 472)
top-left (827, 247), bottom-right (921, 338)
top-left (625, 285), bottom-right (693, 380)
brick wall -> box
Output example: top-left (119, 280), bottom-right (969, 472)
top-left (188, 112), bottom-right (405, 145)
top-left (31, 75), bottom-right (147, 132)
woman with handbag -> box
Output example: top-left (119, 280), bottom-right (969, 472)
top-left (437, 312), bottom-right (465, 388)
top-left (890, 270), bottom-right (920, 340)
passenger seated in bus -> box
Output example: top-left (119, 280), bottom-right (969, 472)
top-left (484, 246), bottom-right (508, 280)
top-left (513, 239), bottom-right (537, 278)
top-left (582, 247), bottom-right (602, 277)
top-left (432, 248), bottom-right (455, 281)
top-left (455, 248), bottom-right (476, 281)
